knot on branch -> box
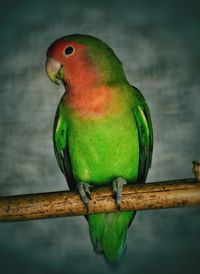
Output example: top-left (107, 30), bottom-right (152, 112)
top-left (193, 161), bottom-right (200, 182)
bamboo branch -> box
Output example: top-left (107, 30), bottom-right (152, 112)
top-left (0, 177), bottom-right (200, 222)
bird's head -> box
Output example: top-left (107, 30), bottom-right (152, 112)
top-left (45, 34), bottom-right (126, 93)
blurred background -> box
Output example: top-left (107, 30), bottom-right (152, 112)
top-left (0, 0), bottom-right (200, 273)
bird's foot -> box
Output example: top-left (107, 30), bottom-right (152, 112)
top-left (77, 182), bottom-right (92, 209)
top-left (112, 177), bottom-right (127, 207)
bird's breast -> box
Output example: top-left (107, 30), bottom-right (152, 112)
top-left (67, 111), bottom-right (139, 185)
top-left (65, 86), bottom-right (114, 119)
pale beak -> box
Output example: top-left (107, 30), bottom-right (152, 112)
top-left (45, 57), bottom-right (63, 85)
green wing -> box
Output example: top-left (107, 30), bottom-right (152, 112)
top-left (132, 86), bottom-right (153, 183)
top-left (53, 98), bottom-right (76, 190)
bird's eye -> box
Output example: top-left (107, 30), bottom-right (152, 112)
top-left (64, 46), bottom-right (75, 56)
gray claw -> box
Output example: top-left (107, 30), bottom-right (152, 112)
top-left (77, 182), bottom-right (92, 208)
top-left (112, 177), bottom-right (127, 206)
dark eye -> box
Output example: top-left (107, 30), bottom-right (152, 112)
top-left (64, 46), bottom-right (74, 56)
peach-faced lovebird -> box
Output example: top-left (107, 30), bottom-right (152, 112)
top-left (45, 34), bottom-right (153, 263)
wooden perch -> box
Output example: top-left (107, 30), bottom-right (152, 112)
top-left (0, 162), bottom-right (200, 222)
top-left (0, 178), bottom-right (199, 222)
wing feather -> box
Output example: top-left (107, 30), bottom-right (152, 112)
top-left (53, 100), bottom-right (76, 190)
top-left (132, 86), bottom-right (153, 183)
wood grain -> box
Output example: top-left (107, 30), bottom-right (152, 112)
top-left (0, 178), bottom-right (200, 222)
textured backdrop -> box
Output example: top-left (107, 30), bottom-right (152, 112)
top-left (0, 0), bottom-right (200, 273)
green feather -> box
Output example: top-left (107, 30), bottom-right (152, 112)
top-left (89, 211), bottom-right (135, 263)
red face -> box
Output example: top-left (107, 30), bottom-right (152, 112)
top-left (47, 39), bottom-right (85, 65)
top-left (46, 38), bottom-right (99, 92)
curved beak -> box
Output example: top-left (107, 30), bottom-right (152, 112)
top-left (45, 58), bottom-right (63, 85)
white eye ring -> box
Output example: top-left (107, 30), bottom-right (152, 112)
top-left (64, 46), bottom-right (75, 56)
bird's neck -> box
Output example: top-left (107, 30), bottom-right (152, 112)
top-left (62, 59), bottom-right (112, 118)
top-left (64, 85), bottom-right (113, 119)
top-left (62, 60), bottom-right (125, 118)
top-left (63, 57), bottom-right (101, 94)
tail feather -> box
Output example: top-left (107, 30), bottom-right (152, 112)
top-left (88, 211), bottom-right (135, 263)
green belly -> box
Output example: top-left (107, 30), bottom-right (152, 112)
top-left (68, 111), bottom-right (139, 185)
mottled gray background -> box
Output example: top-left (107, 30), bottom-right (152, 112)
top-left (0, 0), bottom-right (200, 273)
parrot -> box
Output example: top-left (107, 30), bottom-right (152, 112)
top-left (45, 34), bottom-right (153, 263)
